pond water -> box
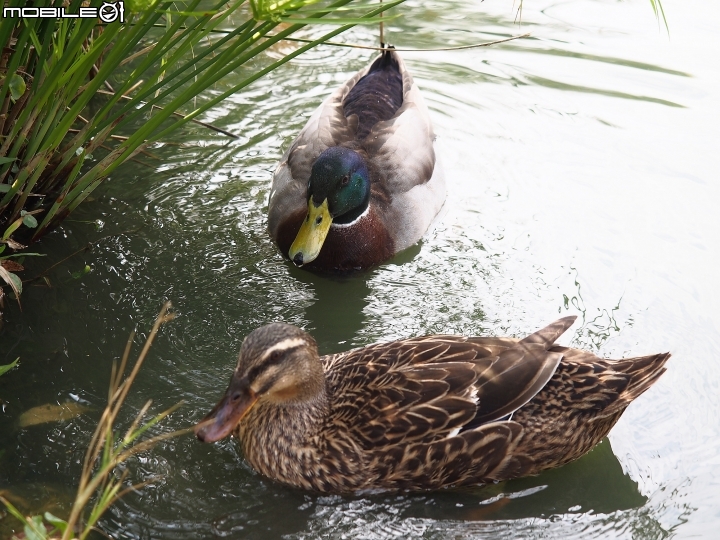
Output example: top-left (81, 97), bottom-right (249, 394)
top-left (2, 0), bottom-right (719, 537)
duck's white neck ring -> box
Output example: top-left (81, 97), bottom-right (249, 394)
top-left (331, 204), bottom-right (370, 228)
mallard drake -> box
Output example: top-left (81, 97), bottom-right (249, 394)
top-left (195, 316), bottom-right (670, 493)
top-left (268, 49), bottom-right (445, 272)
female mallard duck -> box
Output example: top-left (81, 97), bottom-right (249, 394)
top-left (195, 317), bottom-right (669, 493)
top-left (268, 49), bottom-right (445, 272)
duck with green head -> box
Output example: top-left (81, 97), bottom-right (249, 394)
top-left (268, 49), bottom-right (445, 272)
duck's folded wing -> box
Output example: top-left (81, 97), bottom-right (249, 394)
top-left (462, 316), bottom-right (577, 427)
top-left (324, 339), bottom-right (483, 448)
top-left (324, 325), bottom-right (570, 451)
top-left (363, 56), bottom-right (436, 194)
top-left (361, 52), bottom-right (442, 250)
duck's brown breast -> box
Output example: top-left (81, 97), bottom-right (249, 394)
top-left (274, 206), bottom-right (394, 272)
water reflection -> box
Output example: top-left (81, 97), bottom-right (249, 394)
top-left (288, 266), bottom-right (373, 354)
top-left (288, 243), bottom-right (423, 352)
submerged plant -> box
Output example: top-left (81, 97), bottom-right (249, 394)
top-left (0, 357), bottom-right (18, 377)
top-left (0, 301), bottom-right (186, 540)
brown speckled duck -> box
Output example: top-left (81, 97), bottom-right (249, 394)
top-left (268, 49), bottom-right (445, 272)
top-left (195, 316), bottom-right (670, 493)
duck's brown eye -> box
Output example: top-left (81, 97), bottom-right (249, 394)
top-left (341, 175), bottom-right (349, 186)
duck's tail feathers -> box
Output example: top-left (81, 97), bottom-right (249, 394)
top-left (618, 351), bottom-right (671, 402)
top-left (596, 352), bottom-right (671, 419)
top-left (372, 46), bottom-right (400, 72)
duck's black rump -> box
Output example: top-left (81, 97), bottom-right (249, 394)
top-left (343, 50), bottom-right (404, 140)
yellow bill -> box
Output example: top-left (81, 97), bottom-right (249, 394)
top-left (289, 198), bottom-right (332, 266)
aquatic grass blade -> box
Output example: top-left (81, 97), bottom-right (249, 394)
top-left (0, 357), bottom-right (19, 377)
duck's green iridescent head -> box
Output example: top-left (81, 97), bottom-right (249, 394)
top-left (289, 147), bottom-right (370, 266)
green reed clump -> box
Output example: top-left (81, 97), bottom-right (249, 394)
top-left (0, 301), bottom-right (186, 540)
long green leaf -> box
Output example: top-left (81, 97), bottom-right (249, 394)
top-left (649, 0), bottom-right (669, 32)
top-left (0, 358), bottom-right (19, 377)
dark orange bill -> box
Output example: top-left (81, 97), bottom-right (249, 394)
top-left (195, 378), bottom-right (258, 443)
